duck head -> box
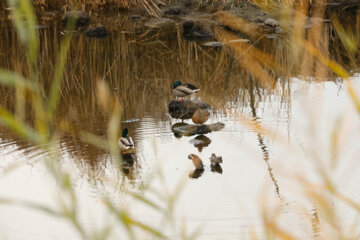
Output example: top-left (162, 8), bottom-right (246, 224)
top-left (122, 128), bottom-right (128, 137)
top-left (172, 81), bottom-right (182, 89)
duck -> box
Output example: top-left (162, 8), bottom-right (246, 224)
top-left (188, 154), bottom-right (204, 170)
top-left (118, 128), bottom-right (134, 151)
top-left (210, 153), bottom-right (223, 167)
top-left (171, 81), bottom-right (199, 100)
top-left (192, 108), bottom-right (210, 125)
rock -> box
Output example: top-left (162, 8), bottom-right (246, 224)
top-left (274, 26), bottom-right (282, 33)
top-left (168, 99), bottom-right (211, 119)
top-left (144, 18), bottom-right (175, 29)
top-left (86, 26), bottom-right (107, 38)
top-left (182, 20), bottom-right (214, 41)
top-left (164, 5), bottom-right (188, 15)
top-left (264, 18), bottom-right (278, 27)
top-left (171, 122), bottom-right (225, 137)
top-left (203, 41), bottom-right (225, 47)
top-left (62, 10), bottom-right (90, 27)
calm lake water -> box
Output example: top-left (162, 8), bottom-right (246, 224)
top-left (1, 10), bottom-right (360, 239)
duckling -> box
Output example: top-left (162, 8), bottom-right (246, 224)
top-left (188, 154), bottom-right (204, 170)
top-left (210, 153), bottom-right (223, 167)
top-left (192, 108), bottom-right (210, 125)
top-left (172, 81), bottom-right (199, 100)
top-left (118, 128), bottom-right (134, 150)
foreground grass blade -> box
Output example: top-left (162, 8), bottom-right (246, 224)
top-left (0, 70), bottom-right (38, 91)
top-left (47, 35), bottom-right (72, 116)
top-left (0, 106), bottom-right (45, 144)
top-left (7, 0), bottom-right (38, 63)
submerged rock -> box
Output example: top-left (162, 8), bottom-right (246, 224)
top-left (168, 99), bottom-right (211, 119)
top-left (86, 26), bottom-right (107, 38)
top-left (62, 10), bottom-right (90, 27)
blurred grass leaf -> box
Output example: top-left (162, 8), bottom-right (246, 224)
top-left (0, 106), bottom-right (45, 144)
top-left (8, 0), bottom-right (38, 63)
top-left (0, 70), bottom-right (38, 91)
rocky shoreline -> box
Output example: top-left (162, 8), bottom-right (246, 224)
top-left (56, 1), bottom-right (284, 40)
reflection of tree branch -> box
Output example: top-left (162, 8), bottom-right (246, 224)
top-left (249, 78), bottom-right (281, 197)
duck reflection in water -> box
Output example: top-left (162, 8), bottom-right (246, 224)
top-left (189, 168), bottom-right (204, 179)
top-left (190, 135), bottom-right (211, 152)
top-left (210, 153), bottom-right (223, 174)
top-left (122, 154), bottom-right (135, 175)
top-left (188, 154), bottom-right (204, 179)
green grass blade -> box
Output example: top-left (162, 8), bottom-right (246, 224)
top-left (7, 0), bottom-right (38, 63)
top-left (0, 106), bottom-right (45, 144)
top-left (0, 198), bottom-right (62, 218)
top-left (47, 35), bottom-right (72, 116)
top-left (0, 70), bottom-right (38, 91)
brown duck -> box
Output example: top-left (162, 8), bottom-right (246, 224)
top-left (192, 108), bottom-right (210, 125)
top-left (188, 154), bottom-right (204, 170)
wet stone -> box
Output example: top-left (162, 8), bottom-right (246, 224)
top-left (168, 99), bottom-right (211, 119)
top-left (86, 26), bottom-right (107, 38)
top-left (264, 18), bottom-right (278, 27)
top-left (62, 10), bottom-right (90, 27)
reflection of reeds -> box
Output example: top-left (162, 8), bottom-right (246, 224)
top-left (1, 4), bottom-right (358, 171)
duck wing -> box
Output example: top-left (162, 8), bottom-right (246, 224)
top-left (184, 83), bottom-right (199, 91)
top-left (119, 136), bottom-right (134, 148)
top-left (175, 85), bottom-right (198, 95)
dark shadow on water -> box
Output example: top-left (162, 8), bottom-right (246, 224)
top-left (122, 154), bottom-right (135, 175)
